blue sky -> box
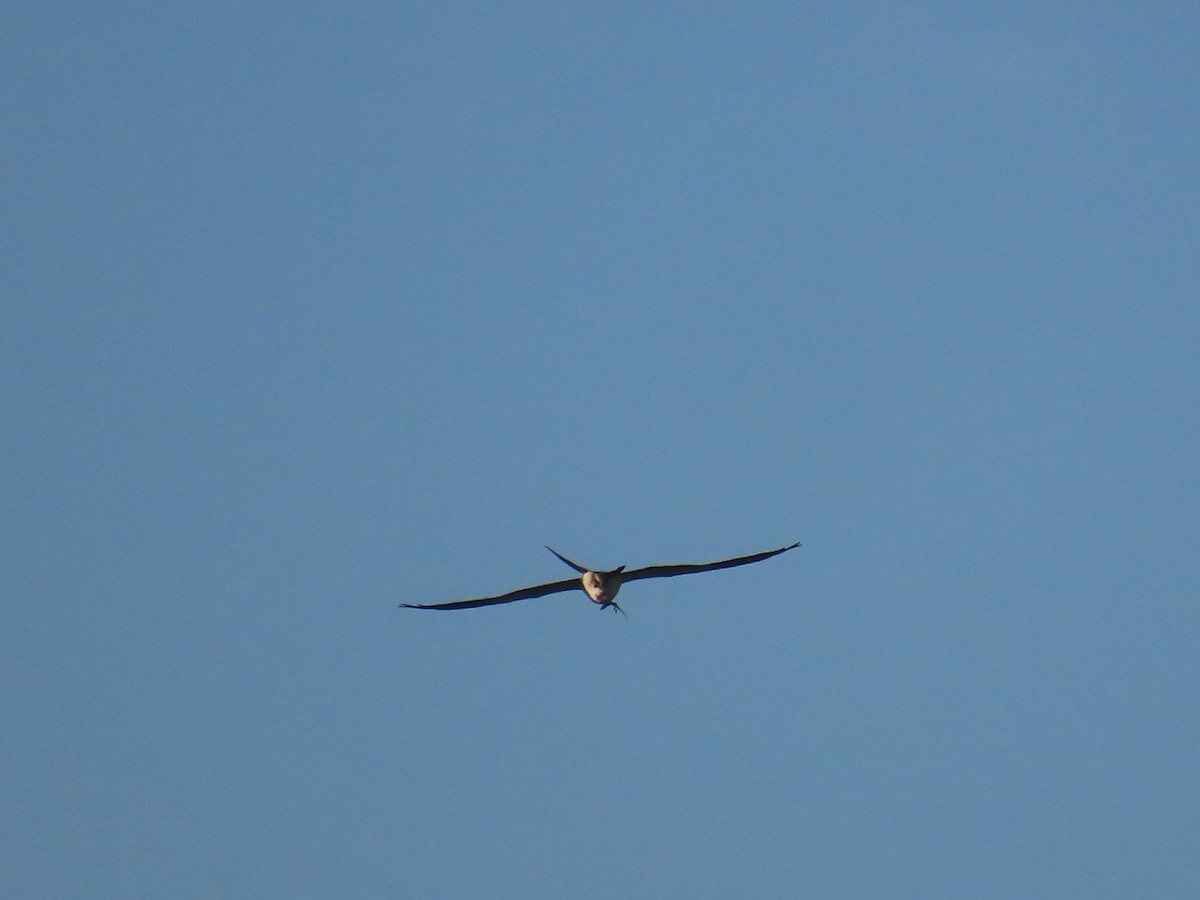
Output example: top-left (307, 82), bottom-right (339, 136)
top-left (4, 3), bottom-right (1198, 897)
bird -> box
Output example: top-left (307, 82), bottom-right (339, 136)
top-left (400, 541), bottom-right (801, 616)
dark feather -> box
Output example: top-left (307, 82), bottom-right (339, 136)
top-left (400, 577), bottom-right (581, 610)
top-left (622, 541), bottom-right (801, 583)
top-left (544, 545), bottom-right (588, 573)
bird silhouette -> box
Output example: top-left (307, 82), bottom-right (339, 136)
top-left (400, 541), bottom-right (801, 615)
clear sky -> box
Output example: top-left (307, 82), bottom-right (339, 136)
top-left (4, 3), bottom-right (1198, 898)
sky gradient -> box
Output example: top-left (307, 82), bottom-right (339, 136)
top-left (4, 3), bottom-right (1198, 897)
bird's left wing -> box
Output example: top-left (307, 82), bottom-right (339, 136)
top-left (622, 541), bottom-right (801, 583)
top-left (400, 577), bottom-right (581, 611)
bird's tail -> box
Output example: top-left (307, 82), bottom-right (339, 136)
top-left (545, 546), bottom-right (588, 573)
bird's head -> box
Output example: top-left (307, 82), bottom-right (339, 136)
top-left (583, 568), bottom-right (625, 607)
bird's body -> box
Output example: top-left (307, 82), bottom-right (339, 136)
top-left (400, 541), bottom-right (801, 614)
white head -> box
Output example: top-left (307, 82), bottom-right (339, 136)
top-left (582, 567), bottom-right (626, 614)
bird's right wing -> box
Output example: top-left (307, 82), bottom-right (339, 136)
top-left (400, 577), bottom-right (581, 610)
top-left (622, 542), bottom-right (802, 582)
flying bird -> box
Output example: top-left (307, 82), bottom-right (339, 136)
top-left (400, 541), bottom-right (801, 615)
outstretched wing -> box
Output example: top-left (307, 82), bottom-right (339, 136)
top-left (622, 541), bottom-right (801, 583)
top-left (400, 577), bottom-right (581, 611)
